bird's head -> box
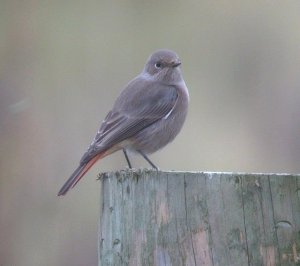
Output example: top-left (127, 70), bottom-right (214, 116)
top-left (143, 49), bottom-right (182, 84)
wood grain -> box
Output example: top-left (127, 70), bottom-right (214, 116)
top-left (99, 170), bottom-right (300, 266)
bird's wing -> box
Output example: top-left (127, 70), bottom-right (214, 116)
top-left (80, 81), bottom-right (178, 164)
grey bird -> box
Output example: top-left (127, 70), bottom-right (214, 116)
top-left (58, 49), bottom-right (189, 196)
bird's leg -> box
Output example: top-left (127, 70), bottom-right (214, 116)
top-left (123, 148), bottom-right (132, 169)
top-left (138, 150), bottom-right (158, 170)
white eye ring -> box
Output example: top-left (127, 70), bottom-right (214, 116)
top-left (155, 62), bottom-right (162, 69)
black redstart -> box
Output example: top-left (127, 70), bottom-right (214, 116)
top-left (58, 49), bottom-right (189, 196)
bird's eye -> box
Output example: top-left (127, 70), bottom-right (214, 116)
top-left (155, 62), bottom-right (162, 69)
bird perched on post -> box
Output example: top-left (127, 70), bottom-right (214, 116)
top-left (58, 49), bottom-right (189, 196)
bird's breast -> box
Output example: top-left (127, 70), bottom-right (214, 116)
top-left (129, 82), bottom-right (189, 154)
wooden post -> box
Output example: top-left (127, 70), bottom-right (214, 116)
top-left (99, 170), bottom-right (300, 266)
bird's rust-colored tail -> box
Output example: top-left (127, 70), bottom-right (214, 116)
top-left (57, 153), bottom-right (102, 196)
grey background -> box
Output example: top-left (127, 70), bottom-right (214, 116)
top-left (1, 1), bottom-right (300, 265)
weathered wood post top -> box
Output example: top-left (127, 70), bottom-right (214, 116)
top-left (99, 169), bottom-right (300, 266)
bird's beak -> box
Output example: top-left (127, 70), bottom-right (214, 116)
top-left (170, 60), bottom-right (181, 68)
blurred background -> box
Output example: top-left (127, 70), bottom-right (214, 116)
top-left (1, 1), bottom-right (300, 265)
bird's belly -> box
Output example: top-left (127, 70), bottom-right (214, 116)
top-left (129, 110), bottom-right (187, 154)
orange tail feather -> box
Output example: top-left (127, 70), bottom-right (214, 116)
top-left (58, 153), bottom-right (103, 196)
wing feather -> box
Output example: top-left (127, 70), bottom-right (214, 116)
top-left (80, 80), bottom-right (178, 164)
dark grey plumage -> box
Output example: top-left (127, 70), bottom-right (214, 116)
top-left (58, 49), bottom-right (189, 196)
